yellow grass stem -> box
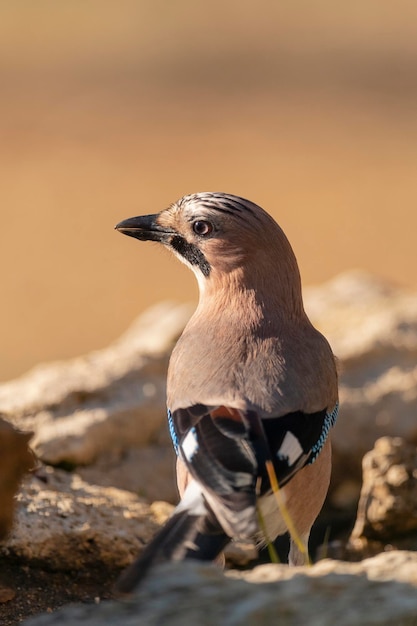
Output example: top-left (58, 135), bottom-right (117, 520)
top-left (265, 460), bottom-right (311, 566)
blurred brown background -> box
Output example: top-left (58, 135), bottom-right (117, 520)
top-left (1, 1), bottom-right (416, 382)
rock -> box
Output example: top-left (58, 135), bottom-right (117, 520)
top-left (350, 437), bottom-right (417, 544)
top-left (0, 416), bottom-right (34, 539)
top-left (0, 465), bottom-right (172, 570)
top-left (0, 302), bottom-right (192, 502)
top-left (304, 271), bottom-right (417, 507)
top-left (77, 445), bottom-right (177, 505)
top-left (22, 551), bottom-right (417, 625)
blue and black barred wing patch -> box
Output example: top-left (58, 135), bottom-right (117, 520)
top-left (168, 403), bottom-right (212, 455)
top-left (309, 403), bottom-right (339, 463)
top-left (253, 404), bottom-right (339, 493)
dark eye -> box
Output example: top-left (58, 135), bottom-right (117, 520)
top-left (192, 220), bottom-right (213, 236)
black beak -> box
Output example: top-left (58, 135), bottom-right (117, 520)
top-left (115, 214), bottom-right (174, 243)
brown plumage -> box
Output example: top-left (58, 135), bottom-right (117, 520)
top-left (115, 192), bottom-right (338, 591)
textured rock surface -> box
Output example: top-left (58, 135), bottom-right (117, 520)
top-left (351, 437), bottom-right (417, 543)
top-left (77, 445), bottom-right (177, 504)
top-left (0, 302), bottom-right (191, 503)
top-left (23, 551), bottom-right (417, 626)
top-left (0, 417), bottom-right (34, 539)
top-left (0, 302), bottom-right (192, 464)
top-left (0, 465), bottom-right (172, 569)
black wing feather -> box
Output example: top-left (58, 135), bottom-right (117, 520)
top-left (172, 404), bottom-right (330, 535)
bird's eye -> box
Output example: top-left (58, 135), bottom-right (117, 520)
top-left (192, 220), bottom-right (213, 236)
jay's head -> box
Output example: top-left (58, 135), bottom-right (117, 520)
top-left (116, 192), bottom-right (302, 309)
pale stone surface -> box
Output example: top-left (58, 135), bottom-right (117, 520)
top-left (77, 445), bottom-right (177, 504)
top-left (22, 552), bottom-right (417, 625)
top-left (0, 302), bottom-right (192, 503)
top-left (0, 465), bottom-right (173, 569)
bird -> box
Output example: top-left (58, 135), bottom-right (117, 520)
top-left (115, 192), bottom-right (338, 592)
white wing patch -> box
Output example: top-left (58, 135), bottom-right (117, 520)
top-left (277, 431), bottom-right (303, 465)
top-left (182, 427), bottom-right (199, 462)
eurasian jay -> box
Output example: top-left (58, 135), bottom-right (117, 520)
top-left (115, 192), bottom-right (338, 592)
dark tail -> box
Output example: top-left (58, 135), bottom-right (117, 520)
top-left (115, 482), bottom-right (229, 594)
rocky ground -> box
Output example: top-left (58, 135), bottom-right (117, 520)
top-left (1, 271), bottom-right (417, 625)
top-left (21, 553), bottom-right (417, 626)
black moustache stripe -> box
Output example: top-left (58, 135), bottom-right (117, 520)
top-left (170, 235), bottom-right (211, 277)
